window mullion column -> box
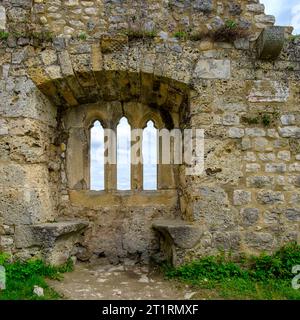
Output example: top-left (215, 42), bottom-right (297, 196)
top-left (131, 127), bottom-right (143, 191)
top-left (105, 125), bottom-right (117, 191)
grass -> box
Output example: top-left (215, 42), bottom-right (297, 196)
top-left (164, 242), bottom-right (300, 300)
top-left (123, 29), bottom-right (157, 41)
top-left (289, 34), bottom-right (300, 42)
top-left (78, 32), bottom-right (87, 41)
top-left (242, 112), bottom-right (279, 127)
top-left (174, 20), bottom-right (249, 43)
top-left (0, 253), bottom-right (73, 300)
top-left (0, 31), bottom-right (9, 40)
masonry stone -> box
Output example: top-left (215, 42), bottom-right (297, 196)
top-left (194, 60), bottom-right (231, 79)
top-left (233, 190), bottom-right (252, 206)
top-left (241, 208), bottom-right (259, 227)
top-left (257, 190), bottom-right (284, 205)
top-left (0, 0), bottom-right (298, 266)
top-left (0, 6), bottom-right (6, 30)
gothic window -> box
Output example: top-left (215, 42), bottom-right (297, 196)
top-left (90, 120), bottom-right (105, 191)
top-left (117, 117), bottom-right (131, 190)
top-left (143, 121), bottom-right (158, 190)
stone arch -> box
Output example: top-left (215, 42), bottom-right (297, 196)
top-left (29, 56), bottom-right (193, 264)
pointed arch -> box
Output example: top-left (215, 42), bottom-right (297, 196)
top-left (117, 117), bottom-right (131, 190)
top-left (143, 120), bottom-right (158, 190)
top-left (90, 120), bottom-right (105, 191)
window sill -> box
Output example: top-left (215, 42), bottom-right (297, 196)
top-left (69, 189), bottom-right (178, 209)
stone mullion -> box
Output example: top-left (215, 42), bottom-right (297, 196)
top-left (105, 125), bottom-right (117, 191)
top-left (131, 127), bottom-right (143, 191)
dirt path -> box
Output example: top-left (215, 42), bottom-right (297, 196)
top-left (48, 262), bottom-right (196, 300)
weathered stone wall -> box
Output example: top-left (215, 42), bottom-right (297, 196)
top-left (0, 0), bottom-right (299, 264)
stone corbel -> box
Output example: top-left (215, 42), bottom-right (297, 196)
top-left (256, 26), bottom-right (286, 60)
top-left (152, 220), bottom-right (203, 266)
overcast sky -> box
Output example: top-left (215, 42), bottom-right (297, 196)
top-left (90, 119), bottom-right (157, 191)
top-left (261, 0), bottom-right (300, 34)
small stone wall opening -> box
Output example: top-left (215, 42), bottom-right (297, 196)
top-left (117, 117), bottom-right (131, 191)
top-left (143, 121), bottom-right (158, 191)
top-left (90, 120), bottom-right (105, 191)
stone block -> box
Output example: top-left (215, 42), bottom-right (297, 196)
top-left (32, 221), bottom-right (89, 265)
top-left (228, 128), bottom-right (245, 139)
top-left (245, 232), bottom-right (274, 250)
top-left (233, 190), bottom-right (251, 206)
top-left (247, 176), bottom-right (274, 189)
top-left (241, 208), bottom-right (259, 227)
top-left (285, 209), bottom-right (300, 222)
top-left (256, 26), bottom-right (285, 60)
top-left (0, 6), bottom-right (6, 30)
top-left (257, 190), bottom-right (284, 205)
top-left (194, 59), bottom-right (231, 79)
top-left (247, 80), bottom-right (289, 102)
top-left (152, 220), bottom-right (203, 249)
top-left (279, 127), bottom-right (300, 138)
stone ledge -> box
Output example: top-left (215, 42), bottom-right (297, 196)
top-left (31, 220), bottom-right (89, 265)
top-left (32, 220), bottom-right (88, 241)
top-left (152, 219), bottom-right (203, 266)
top-left (152, 219), bottom-right (202, 249)
top-left (256, 26), bottom-right (285, 60)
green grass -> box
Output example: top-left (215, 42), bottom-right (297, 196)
top-left (173, 31), bottom-right (188, 40)
top-left (78, 32), bottom-right (87, 41)
top-left (0, 253), bottom-right (74, 300)
top-left (164, 242), bottom-right (300, 300)
top-left (123, 29), bottom-right (157, 41)
top-left (0, 31), bottom-right (9, 40)
top-left (289, 34), bottom-right (300, 42)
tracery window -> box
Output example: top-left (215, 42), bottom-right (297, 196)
top-left (90, 118), bottom-right (159, 191)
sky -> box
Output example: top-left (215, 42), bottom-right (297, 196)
top-left (90, 119), bottom-right (157, 191)
top-left (261, 0), bottom-right (300, 34)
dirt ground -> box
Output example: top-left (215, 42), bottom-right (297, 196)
top-left (48, 262), bottom-right (198, 300)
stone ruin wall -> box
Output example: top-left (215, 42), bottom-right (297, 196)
top-left (0, 0), bottom-right (299, 265)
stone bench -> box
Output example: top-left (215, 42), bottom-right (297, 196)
top-left (15, 220), bottom-right (88, 266)
top-left (152, 219), bottom-right (203, 266)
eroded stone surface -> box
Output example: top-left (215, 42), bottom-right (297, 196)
top-left (257, 26), bottom-right (285, 60)
top-left (153, 220), bottom-right (203, 249)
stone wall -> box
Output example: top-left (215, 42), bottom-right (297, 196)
top-left (0, 0), bottom-right (299, 264)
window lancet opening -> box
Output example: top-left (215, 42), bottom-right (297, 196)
top-left (143, 120), bottom-right (158, 191)
top-left (90, 120), bottom-right (105, 191)
top-left (117, 117), bottom-right (131, 190)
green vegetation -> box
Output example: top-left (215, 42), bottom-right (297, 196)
top-left (164, 243), bottom-right (300, 300)
top-left (225, 20), bottom-right (238, 29)
top-left (289, 34), bottom-right (300, 42)
top-left (213, 19), bottom-right (249, 42)
top-left (173, 31), bottom-right (189, 40)
top-left (0, 253), bottom-right (73, 300)
top-left (262, 114), bottom-right (271, 127)
top-left (173, 20), bottom-right (249, 43)
top-left (242, 116), bottom-right (260, 125)
top-left (124, 29), bottom-right (157, 41)
top-left (242, 112), bottom-right (279, 127)
top-left (0, 31), bottom-right (9, 40)
top-left (78, 32), bottom-right (87, 41)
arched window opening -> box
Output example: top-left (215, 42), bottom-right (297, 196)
top-left (117, 117), bottom-right (131, 190)
top-left (90, 120), bottom-right (105, 191)
top-left (143, 120), bottom-right (158, 190)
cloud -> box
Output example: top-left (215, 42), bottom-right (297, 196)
top-left (291, 4), bottom-right (300, 33)
top-left (260, 0), bottom-right (285, 17)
